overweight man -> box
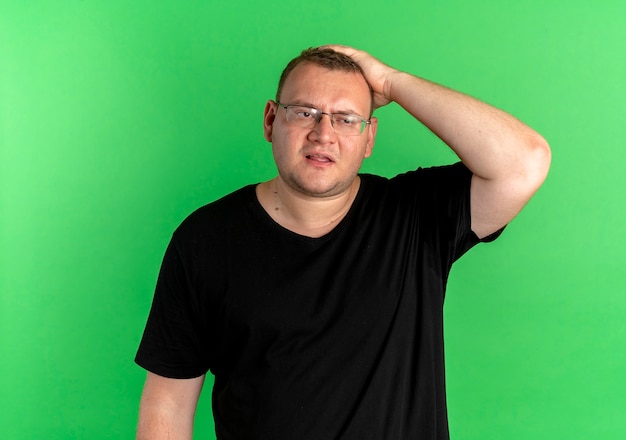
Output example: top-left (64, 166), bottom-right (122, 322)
top-left (135, 45), bottom-right (551, 439)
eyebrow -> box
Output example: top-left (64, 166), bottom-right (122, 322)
top-left (287, 101), bottom-right (365, 117)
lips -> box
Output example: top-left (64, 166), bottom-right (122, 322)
top-left (305, 153), bottom-right (334, 163)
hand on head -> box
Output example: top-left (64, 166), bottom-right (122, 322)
top-left (322, 45), bottom-right (399, 110)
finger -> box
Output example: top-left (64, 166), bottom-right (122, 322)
top-left (320, 44), bottom-right (358, 57)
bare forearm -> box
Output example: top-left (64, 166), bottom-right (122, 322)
top-left (328, 44), bottom-right (551, 237)
top-left (386, 71), bottom-right (550, 181)
top-left (327, 44), bottom-right (549, 181)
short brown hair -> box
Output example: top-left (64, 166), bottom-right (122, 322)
top-left (276, 47), bottom-right (373, 113)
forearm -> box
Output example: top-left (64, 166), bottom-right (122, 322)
top-left (386, 71), bottom-right (550, 181)
top-left (329, 44), bottom-right (551, 237)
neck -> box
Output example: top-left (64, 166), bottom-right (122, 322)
top-left (256, 176), bottom-right (360, 238)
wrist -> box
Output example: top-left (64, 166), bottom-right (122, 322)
top-left (384, 70), bottom-right (409, 103)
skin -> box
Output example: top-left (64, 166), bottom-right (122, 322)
top-left (136, 45), bottom-right (551, 439)
top-left (326, 45), bottom-right (551, 239)
top-left (136, 373), bottom-right (204, 440)
top-left (256, 62), bottom-right (378, 237)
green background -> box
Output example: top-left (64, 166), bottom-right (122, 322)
top-left (1, 1), bottom-right (624, 438)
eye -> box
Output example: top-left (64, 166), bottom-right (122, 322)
top-left (335, 114), bottom-right (359, 126)
top-left (293, 107), bottom-right (317, 119)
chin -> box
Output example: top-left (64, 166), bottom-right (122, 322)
top-left (297, 179), bottom-right (352, 198)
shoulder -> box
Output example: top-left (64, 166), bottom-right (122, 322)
top-left (172, 184), bottom-right (258, 243)
top-left (359, 162), bottom-right (471, 202)
top-left (391, 162), bottom-right (470, 186)
top-left (361, 162), bottom-right (470, 184)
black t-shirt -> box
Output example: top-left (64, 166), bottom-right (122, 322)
top-left (136, 162), bottom-right (499, 440)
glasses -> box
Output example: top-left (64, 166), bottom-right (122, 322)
top-left (277, 102), bottom-right (371, 136)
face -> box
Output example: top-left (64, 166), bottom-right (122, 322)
top-left (263, 62), bottom-right (378, 198)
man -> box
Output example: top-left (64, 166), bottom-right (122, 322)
top-left (135, 45), bottom-right (551, 439)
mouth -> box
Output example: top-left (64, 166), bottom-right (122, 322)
top-left (305, 153), bottom-right (334, 164)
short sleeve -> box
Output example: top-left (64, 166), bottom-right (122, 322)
top-left (392, 162), bottom-right (503, 270)
top-left (135, 233), bottom-right (213, 378)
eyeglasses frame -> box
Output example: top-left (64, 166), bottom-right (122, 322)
top-left (276, 101), bottom-right (372, 136)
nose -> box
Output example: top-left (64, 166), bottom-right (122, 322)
top-left (310, 112), bottom-right (336, 141)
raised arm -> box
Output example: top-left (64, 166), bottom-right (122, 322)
top-left (329, 45), bottom-right (551, 238)
top-left (137, 372), bottom-right (205, 440)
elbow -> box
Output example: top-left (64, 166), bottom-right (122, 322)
top-left (528, 133), bottom-right (552, 188)
top-left (505, 131), bottom-right (552, 198)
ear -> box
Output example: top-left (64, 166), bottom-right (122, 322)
top-left (364, 116), bottom-right (378, 158)
top-left (263, 100), bottom-right (277, 142)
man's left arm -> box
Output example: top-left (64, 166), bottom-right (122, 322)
top-left (329, 45), bottom-right (552, 238)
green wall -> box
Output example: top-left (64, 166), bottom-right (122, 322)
top-left (1, 1), bottom-right (624, 438)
